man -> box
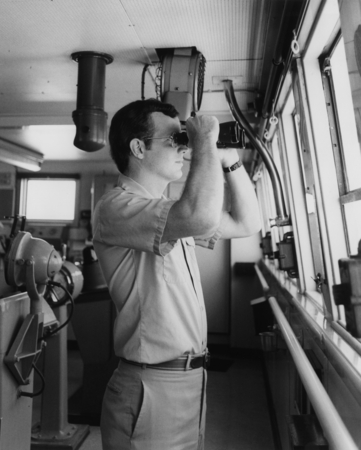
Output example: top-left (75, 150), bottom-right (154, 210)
top-left (92, 98), bottom-right (261, 450)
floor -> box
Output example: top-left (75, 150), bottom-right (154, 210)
top-left (32, 345), bottom-right (275, 450)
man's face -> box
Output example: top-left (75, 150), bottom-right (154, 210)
top-left (143, 112), bottom-right (188, 182)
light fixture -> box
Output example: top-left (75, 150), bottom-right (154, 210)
top-left (0, 137), bottom-right (43, 171)
top-left (71, 51), bottom-right (113, 152)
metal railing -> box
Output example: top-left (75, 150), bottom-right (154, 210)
top-left (254, 264), bottom-right (358, 450)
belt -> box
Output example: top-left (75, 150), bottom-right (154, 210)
top-left (120, 351), bottom-right (210, 371)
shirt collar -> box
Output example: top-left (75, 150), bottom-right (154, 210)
top-left (117, 172), bottom-right (161, 199)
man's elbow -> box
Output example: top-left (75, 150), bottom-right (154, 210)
top-left (245, 221), bottom-right (262, 237)
top-left (243, 215), bottom-right (262, 236)
top-left (191, 208), bottom-right (221, 236)
top-left (233, 212), bottom-right (262, 237)
top-left (169, 201), bottom-right (221, 237)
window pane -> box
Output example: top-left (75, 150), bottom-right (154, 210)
top-left (293, 113), bottom-right (324, 280)
top-left (25, 179), bottom-right (76, 221)
top-left (344, 200), bottom-right (361, 255)
top-left (331, 38), bottom-right (361, 190)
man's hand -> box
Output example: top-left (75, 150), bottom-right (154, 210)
top-left (185, 115), bottom-right (219, 153)
top-left (217, 148), bottom-right (240, 169)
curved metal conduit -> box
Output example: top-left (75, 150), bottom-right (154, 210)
top-left (223, 80), bottom-right (290, 227)
top-left (254, 264), bottom-right (358, 450)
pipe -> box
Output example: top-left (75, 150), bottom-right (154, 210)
top-left (268, 295), bottom-right (358, 450)
top-left (71, 51), bottom-right (113, 152)
top-left (223, 80), bottom-right (290, 227)
top-left (141, 64), bottom-right (150, 100)
top-left (262, 0), bottom-right (309, 118)
top-left (261, 0), bottom-right (289, 119)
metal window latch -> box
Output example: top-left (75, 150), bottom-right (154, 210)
top-left (311, 273), bottom-right (323, 293)
top-left (322, 57), bottom-right (332, 75)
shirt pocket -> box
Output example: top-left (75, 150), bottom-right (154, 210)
top-left (163, 237), bottom-right (198, 285)
top-left (163, 240), bottom-right (184, 284)
top-left (163, 237), bottom-right (200, 285)
top-left (184, 237), bottom-right (201, 282)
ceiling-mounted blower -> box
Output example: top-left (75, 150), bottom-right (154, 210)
top-left (160, 47), bottom-right (243, 148)
top-left (71, 51), bottom-right (113, 152)
top-left (161, 47), bottom-right (206, 123)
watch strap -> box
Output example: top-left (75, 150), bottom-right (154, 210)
top-left (223, 160), bottom-right (243, 173)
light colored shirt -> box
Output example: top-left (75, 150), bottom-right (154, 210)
top-left (92, 172), bottom-right (223, 364)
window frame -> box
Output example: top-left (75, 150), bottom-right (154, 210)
top-left (320, 32), bottom-right (361, 257)
top-left (278, 88), bottom-right (323, 304)
top-left (298, 0), bottom-right (348, 321)
top-left (262, 0), bottom-right (343, 318)
top-left (16, 173), bottom-right (80, 225)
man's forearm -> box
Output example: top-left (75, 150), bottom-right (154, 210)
top-left (163, 115), bottom-right (224, 241)
top-left (180, 142), bottom-right (224, 231)
top-left (223, 165), bottom-right (261, 237)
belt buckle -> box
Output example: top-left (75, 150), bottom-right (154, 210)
top-left (204, 350), bottom-right (211, 369)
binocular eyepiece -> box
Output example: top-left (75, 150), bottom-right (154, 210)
top-left (176, 121), bottom-right (243, 148)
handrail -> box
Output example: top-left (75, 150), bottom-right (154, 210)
top-left (254, 264), bottom-right (270, 292)
top-left (268, 295), bottom-right (358, 450)
top-left (254, 264), bottom-right (358, 449)
top-left (223, 80), bottom-right (290, 227)
top-left (258, 260), bottom-right (361, 407)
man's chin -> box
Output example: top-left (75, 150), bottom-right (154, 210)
top-left (169, 169), bottom-right (183, 182)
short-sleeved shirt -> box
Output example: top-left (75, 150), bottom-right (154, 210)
top-left (92, 173), bottom-right (224, 364)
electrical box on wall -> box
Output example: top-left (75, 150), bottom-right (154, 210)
top-left (333, 241), bottom-right (361, 338)
top-left (275, 232), bottom-right (298, 278)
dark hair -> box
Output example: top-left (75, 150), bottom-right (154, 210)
top-left (109, 99), bottom-right (179, 173)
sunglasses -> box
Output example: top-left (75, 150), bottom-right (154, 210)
top-left (143, 132), bottom-right (189, 148)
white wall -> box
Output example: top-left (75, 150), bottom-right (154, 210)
top-left (230, 232), bottom-right (263, 348)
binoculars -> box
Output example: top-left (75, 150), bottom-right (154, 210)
top-left (176, 121), bottom-right (244, 148)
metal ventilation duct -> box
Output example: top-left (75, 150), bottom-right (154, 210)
top-left (71, 51), bottom-right (113, 152)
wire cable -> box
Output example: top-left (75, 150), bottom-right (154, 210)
top-left (19, 362), bottom-right (45, 398)
top-left (42, 281), bottom-right (74, 339)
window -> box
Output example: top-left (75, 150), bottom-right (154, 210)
top-left (278, 88), bottom-right (324, 303)
top-left (290, 61), bottom-right (330, 309)
top-left (285, 0), bottom-right (347, 319)
top-left (18, 176), bottom-right (79, 223)
top-left (321, 35), bottom-right (361, 256)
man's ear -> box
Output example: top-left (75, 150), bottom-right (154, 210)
top-left (129, 138), bottom-right (146, 159)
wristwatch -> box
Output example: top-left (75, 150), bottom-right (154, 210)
top-left (223, 159), bottom-right (243, 173)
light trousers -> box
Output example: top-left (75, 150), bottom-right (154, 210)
top-left (100, 360), bottom-right (207, 450)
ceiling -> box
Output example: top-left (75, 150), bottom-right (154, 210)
top-left (0, 0), bottom-right (291, 164)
